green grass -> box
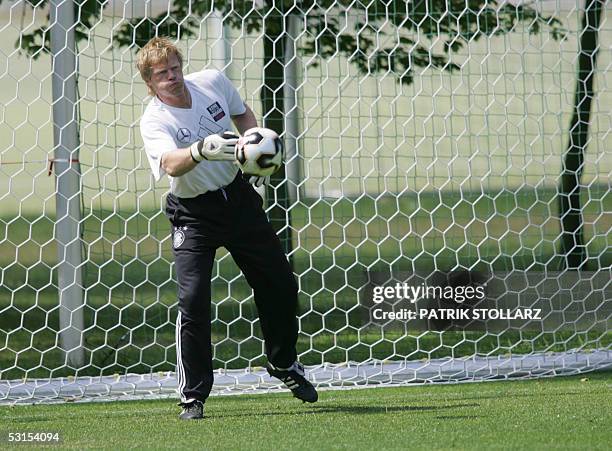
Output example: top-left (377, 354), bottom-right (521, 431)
top-left (2, 373), bottom-right (611, 450)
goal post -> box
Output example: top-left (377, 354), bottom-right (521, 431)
top-left (49, 0), bottom-right (84, 368)
top-left (0, 0), bottom-right (610, 404)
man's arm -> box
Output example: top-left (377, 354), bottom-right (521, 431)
top-left (232, 103), bottom-right (258, 134)
top-left (161, 132), bottom-right (240, 176)
top-left (160, 148), bottom-right (197, 177)
top-left (160, 103), bottom-right (255, 177)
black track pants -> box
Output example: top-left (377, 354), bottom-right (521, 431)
top-left (165, 174), bottom-right (298, 403)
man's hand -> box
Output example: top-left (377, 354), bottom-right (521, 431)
top-left (248, 175), bottom-right (270, 188)
top-left (190, 131), bottom-right (239, 162)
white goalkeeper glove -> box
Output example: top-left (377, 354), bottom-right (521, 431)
top-left (190, 131), bottom-right (239, 162)
top-left (248, 175), bottom-right (270, 187)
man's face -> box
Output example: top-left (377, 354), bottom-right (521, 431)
top-left (147, 53), bottom-right (185, 98)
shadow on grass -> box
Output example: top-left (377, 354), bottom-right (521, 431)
top-left (213, 402), bottom-right (480, 419)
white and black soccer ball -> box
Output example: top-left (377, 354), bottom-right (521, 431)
top-left (235, 127), bottom-right (283, 177)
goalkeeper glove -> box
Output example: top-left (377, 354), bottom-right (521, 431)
top-left (248, 175), bottom-right (270, 187)
top-left (190, 131), bottom-right (239, 162)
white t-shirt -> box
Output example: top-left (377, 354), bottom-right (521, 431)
top-left (140, 70), bottom-right (246, 198)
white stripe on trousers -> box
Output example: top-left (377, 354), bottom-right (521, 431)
top-left (176, 311), bottom-right (187, 402)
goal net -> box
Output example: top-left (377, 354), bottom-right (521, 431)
top-left (0, 0), bottom-right (610, 404)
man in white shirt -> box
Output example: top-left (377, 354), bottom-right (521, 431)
top-left (137, 37), bottom-right (317, 420)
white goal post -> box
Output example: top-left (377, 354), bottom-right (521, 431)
top-left (0, 0), bottom-right (610, 404)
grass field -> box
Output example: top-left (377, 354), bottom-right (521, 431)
top-left (2, 372), bottom-right (611, 450)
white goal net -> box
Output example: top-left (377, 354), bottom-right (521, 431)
top-left (0, 0), bottom-right (610, 404)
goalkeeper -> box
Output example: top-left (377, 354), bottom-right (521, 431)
top-left (137, 37), bottom-right (317, 420)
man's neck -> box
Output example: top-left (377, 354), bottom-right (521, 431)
top-left (158, 84), bottom-right (191, 109)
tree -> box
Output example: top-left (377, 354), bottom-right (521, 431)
top-left (10, 0), bottom-right (565, 258)
top-left (558, 0), bottom-right (604, 270)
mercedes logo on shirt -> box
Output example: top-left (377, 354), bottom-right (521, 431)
top-left (176, 128), bottom-right (192, 144)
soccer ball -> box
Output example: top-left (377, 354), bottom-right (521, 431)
top-left (235, 127), bottom-right (283, 177)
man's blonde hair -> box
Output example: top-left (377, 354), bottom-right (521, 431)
top-left (136, 37), bottom-right (184, 94)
